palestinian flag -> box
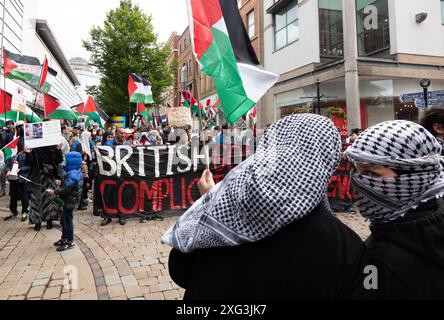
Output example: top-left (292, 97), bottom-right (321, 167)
top-left (209, 98), bottom-right (220, 118)
top-left (0, 88), bottom-right (13, 115)
top-left (81, 96), bottom-right (106, 129)
top-left (187, 0), bottom-right (278, 123)
top-left (128, 73), bottom-right (154, 104)
top-left (29, 67), bottom-right (58, 94)
top-left (72, 102), bottom-right (84, 117)
top-left (0, 89), bottom-right (40, 125)
top-left (2, 137), bottom-right (19, 161)
top-left (3, 49), bottom-right (41, 82)
top-left (181, 91), bottom-right (206, 119)
top-left (38, 57), bottom-right (48, 89)
top-left (43, 93), bottom-right (78, 120)
top-left (137, 103), bottom-right (153, 121)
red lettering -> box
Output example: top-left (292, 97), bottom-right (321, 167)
top-left (118, 181), bottom-right (139, 215)
top-left (157, 179), bottom-right (170, 212)
top-left (181, 177), bottom-right (187, 209)
top-left (140, 181), bottom-right (159, 213)
top-left (187, 178), bottom-right (200, 205)
top-left (169, 178), bottom-right (181, 210)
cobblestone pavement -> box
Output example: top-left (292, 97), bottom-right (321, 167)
top-left (0, 194), bottom-right (370, 300)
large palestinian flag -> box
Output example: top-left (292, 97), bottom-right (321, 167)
top-left (29, 66), bottom-right (58, 94)
top-left (128, 73), bottom-right (154, 104)
top-left (80, 97), bottom-right (106, 129)
top-left (43, 93), bottom-right (78, 120)
top-left (187, 0), bottom-right (278, 123)
top-left (3, 49), bottom-right (41, 82)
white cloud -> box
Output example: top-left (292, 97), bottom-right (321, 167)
top-left (36, 0), bottom-right (189, 60)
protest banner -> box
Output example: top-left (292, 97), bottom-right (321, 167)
top-left (24, 120), bottom-right (62, 149)
top-left (94, 143), bottom-right (252, 218)
top-left (166, 107), bottom-right (192, 127)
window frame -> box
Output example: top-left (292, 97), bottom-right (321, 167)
top-left (273, 1), bottom-right (299, 52)
top-left (247, 10), bottom-right (255, 39)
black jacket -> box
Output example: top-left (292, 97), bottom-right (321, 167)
top-left (367, 198), bottom-right (444, 300)
top-left (168, 205), bottom-right (368, 300)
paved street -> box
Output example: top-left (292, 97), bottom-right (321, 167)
top-left (0, 194), bottom-right (370, 300)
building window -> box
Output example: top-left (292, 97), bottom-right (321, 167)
top-left (180, 64), bottom-right (188, 84)
top-left (247, 10), bottom-right (255, 38)
top-left (356, 0), bottom-right (390, 57)
top-left (274, 1), bottom-right (299, 51)
top-left (319, 0), bottom-right (343, 57)
top-left (441, 0), bottom-right (444, 25)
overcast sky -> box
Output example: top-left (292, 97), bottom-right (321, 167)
top-left (36, 0), bottom-right (189, 60)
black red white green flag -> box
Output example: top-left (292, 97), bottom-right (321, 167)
top-left (181, 90), bottom-right (207, 120)
top-left (43, 93), bottom-right (78, 120)
top-left (38, 57), bottom-right (48, 89)
top-left (2, 137), bottom-right (19, 161)
top-left (3, 49), bottom-right (41, 82)
top-left (0, 89), bottom-right (40, 125)
top-left (187, 0), bottom-right (278, 123)
top-left (128, 73), bottom-right (154, 104)
top-left (81, 97), bottom-right (106, 129)
top-left (137, 103), bottom-right (153, 121)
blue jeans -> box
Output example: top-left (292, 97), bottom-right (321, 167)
top-left (60, 207), bottom-right (74, 243)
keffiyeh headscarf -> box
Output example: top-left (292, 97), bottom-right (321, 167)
top-left (346, 120), bottom-right (444, 225)
top-left (162, 114), bottom-right (342, 253)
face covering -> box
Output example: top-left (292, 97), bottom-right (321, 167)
top-left (347, 120), bottom-right (444, 225)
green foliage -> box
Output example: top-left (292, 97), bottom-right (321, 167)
top-left (83, 0), bottom-right (174, 114)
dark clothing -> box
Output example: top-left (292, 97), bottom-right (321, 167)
top-left (0, 129), bottom-right (15, 149)
top-left (27, 147), bottom-right (64, 225)
top-left (60, 207), bottom-right (74, 242)
top-left (366, 198), bottom-right (444, 300)
top-left (9, 181), bottom-right (29, 214)
top-left (55, 171), bottom-right (83, 210)
top-left (169, 205), bottom-right (368, 300)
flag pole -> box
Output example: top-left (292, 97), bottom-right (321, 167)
top-left (129, 101), bottom-right (132, 129)
top-left (193, 59), bottom-right (203, 134)
top-left (2, 49), bottom-right (7, 127)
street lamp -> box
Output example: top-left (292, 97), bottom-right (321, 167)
top-left (315, 79), bottom-right (321, 115)
top-left (420, 79), bottom-right (431, 109)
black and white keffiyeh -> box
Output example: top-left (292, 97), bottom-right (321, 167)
top-left (161, 114), bottom-right (342, 253)
top-left (346, 120), bottom-right (444, 225)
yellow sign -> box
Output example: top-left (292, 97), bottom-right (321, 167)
top-left (111, 116), bottom-right (126, 128)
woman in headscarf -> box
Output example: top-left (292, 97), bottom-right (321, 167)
top-left (162, 114), bottom-right (368, 300)
top-left (346, 120), bottom-right (444, 299)
top-left (27, 143), bottom-right (64, 231)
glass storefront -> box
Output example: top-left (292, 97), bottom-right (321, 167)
top-left (277, 78), bottom-right (444, 129)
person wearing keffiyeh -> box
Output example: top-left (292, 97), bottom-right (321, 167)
top-left (162, 114), bottom-right (369, 300)
top-left (346, 120), bottom-right (444, 299)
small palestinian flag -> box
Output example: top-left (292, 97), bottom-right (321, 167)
top-left (81, 97), bottom-right (106, 129)
top-left (187, 0), bottom-right (279, 123)
top-left (43, 93), bottom-right (78, 120)
top-left (2, 137), bottom-right (19, 162)
top-left (3, 49), bottom-right (41, 82)
top-left (209, 99), bottom-right (220, 118)
top-left (181, 91), bottom-right (206, 119)
top-left (0, 89), bottom-right (40, 124)
top-left (128, 73), bottom-right (154, 104)
top-left (137, 103), bottom-right (153, 121)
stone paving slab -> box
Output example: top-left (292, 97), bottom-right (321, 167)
top-left (0, 194), bottom-right (370, 300)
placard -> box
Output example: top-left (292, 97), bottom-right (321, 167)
top-left (167, 107), bottom-right (192, 127)
top-left (25, 120), bottom-right (62, 149)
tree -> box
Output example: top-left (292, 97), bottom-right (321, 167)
top-left (83, 0), bottom-right (174, 114)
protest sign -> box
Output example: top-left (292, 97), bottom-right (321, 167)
top-left (167, 107), bottom-right (192, 127)
top-left (94, 143), bottom-right (252, 218)
top-left (11, 93), bottom-right (27, 113)
top-left (24, 120), bottom-right (62, 149)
